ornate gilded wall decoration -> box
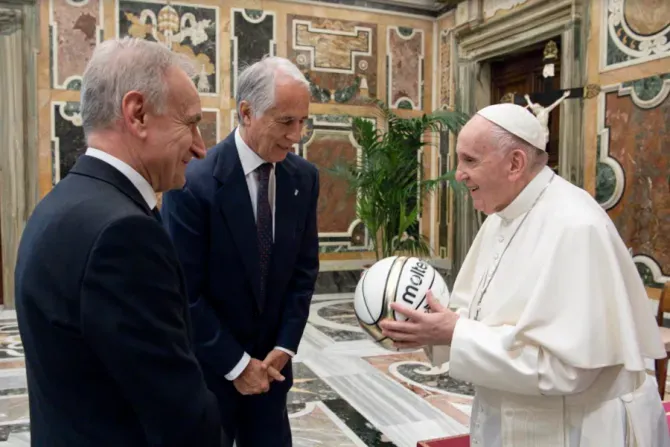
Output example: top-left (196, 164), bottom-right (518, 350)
top-left (118, 1), bottom-right (218, 94)
top-left (602, 0), bottom-right (670, 70)
top-left (287, 15), bottom-right (377, 106)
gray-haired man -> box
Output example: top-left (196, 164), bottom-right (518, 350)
top-left (15, 37), bottom-right (224, 446)
top-left (161, 56), bottom-right (319, 446)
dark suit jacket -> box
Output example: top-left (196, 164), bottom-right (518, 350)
top-left (160, 131), bottom-right (319, 395)
top-left (14, 155), bottom-right (222, 447)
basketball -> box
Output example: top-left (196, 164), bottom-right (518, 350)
top-left (354, 256), bottom-right (450, 351)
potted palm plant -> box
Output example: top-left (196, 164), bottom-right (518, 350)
top-left (330, 100), bottom-right (468, 262)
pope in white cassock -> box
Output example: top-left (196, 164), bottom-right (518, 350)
top-left (380, 103), bottom-right (670, 447)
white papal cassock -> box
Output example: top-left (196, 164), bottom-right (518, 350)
top-left (427, 166), bottom-right (669, 447)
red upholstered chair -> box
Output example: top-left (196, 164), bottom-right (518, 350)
top-left (417, 433), bottom-right (470, 447)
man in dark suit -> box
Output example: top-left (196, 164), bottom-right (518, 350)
top-left (14, 37), bottom-right (224, 446)
top-left (161, 56), bottom-right (319, 446)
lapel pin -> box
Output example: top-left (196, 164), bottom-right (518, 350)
top-left (294, 189), bottom-right (299, 196)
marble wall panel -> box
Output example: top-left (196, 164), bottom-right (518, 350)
top-left (118, 0), bottom-right (218, 94)
top-left (49, 0), bottom-right (102, 90)
top-left (387, 27), bottom-right (424, 110)
top-left (50, 104), bottom-right (217, 187)
top-left (287, 15), bottom-right (377, 105)
top-left (297, 115), bottom-right (371, 252)
top-left (51, 101), bottom-right (85, 184)
top-left (230, 9), bottom-right (276, 100)
top-left (439, 30), bottom-right (451, 109)
top-left (200, 109), bottom-right (220, 149)
top-left (602, 0), bottom-right (670, 70)
top-left (597, 74), bottom-right (670, 285)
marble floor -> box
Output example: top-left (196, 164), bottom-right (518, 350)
top-left (0, 297), bottom-right (664, 446)
top-left (0, 295), bottom-right (478, 446)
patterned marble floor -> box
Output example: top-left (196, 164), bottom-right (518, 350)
top-left (0, 295), bottom-right (478, 446)
top-left (0, 298), bottom-right (665, 446)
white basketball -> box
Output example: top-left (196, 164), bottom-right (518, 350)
top-left (354, 256), bottom-right (450, 351)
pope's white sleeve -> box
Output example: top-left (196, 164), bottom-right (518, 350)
top-left (448, 318), bottom-right (601, 396)
top-left (423, 307), bottom-right (471, 366)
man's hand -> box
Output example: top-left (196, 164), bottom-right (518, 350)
top-left (233, 358), bottom-right (283, 395)
top-left (262, 349), bottom-right (290, 383)
top-left (379, 291), bottom-right (460, 350)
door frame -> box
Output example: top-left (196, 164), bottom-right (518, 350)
top-left (0, 0), bottom-right (39, 309)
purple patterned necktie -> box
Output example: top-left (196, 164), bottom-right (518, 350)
top-left (256, 163), bottom-right (273, 299)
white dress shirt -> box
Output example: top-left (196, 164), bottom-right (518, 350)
top-left (85, 148), bottom-right (157, 209)
top-left (225, 128), bottom-right (295, 382)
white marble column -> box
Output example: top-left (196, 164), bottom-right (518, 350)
top-left (559, 18), bottom-right (586, 187)
top-left (0, 3), bottom-right (39, 309)
top-left (451, 61), bottom-right (482, 275)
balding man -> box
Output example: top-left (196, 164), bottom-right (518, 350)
top-left (15, 37), bottom-right (224, 446)
top-left (380, 104), bottom-right (669, 446)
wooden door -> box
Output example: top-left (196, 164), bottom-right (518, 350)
top-left (489, 39), bottom-right (561, 170)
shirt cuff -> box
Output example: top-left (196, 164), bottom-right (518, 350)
top-left (224, 352), bottom-right (250, 381)
top-left (274, 346), bottom-right (295, 357)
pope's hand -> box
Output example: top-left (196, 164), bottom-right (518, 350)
top-left (380, 290), bottom-right (460, 350)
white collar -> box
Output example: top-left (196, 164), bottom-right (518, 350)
top-left (84, 148), bottom-right (157, 209)
top-left (234, 127), bottom-right (275, 175)
top-left (496, 166), bottom-right (554, 221)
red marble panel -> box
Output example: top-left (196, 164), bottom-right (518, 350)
top-left (50, 0), bottom-right (101, 89)
top-left (200, 110), bottom-right (219, 149)
top-left (304, 131), bottom-right (357, 234)
top-left (287, 15), bottom-right (377, 105)
top-left (605, 90), bottom-right (670, 278)
top-left (388, 27), bottom-right (424, 110)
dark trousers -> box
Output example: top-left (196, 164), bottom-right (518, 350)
top-left (204, 367), bottom-right (292, 447)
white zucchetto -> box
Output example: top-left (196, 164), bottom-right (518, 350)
top-left (477, 103), bottom-right (548, 151)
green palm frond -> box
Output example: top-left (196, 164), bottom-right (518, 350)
top-left (328, 101), bottom-right (469, 260)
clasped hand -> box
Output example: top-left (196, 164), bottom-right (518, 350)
top-left (379, 290), bottom-right (460, 350)
top-left (233, 349), bottom-right (290, 395)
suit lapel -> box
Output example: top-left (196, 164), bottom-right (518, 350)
top-left (271, 158), bottom-right (299, 277)
top-left (213, 137), bottom-right (263, 309)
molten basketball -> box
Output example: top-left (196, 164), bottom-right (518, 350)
top-left (354, 256), bottom-right (450, 351)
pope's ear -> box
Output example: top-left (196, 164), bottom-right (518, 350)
top-left (509, 148), bottom-right (528, 177)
